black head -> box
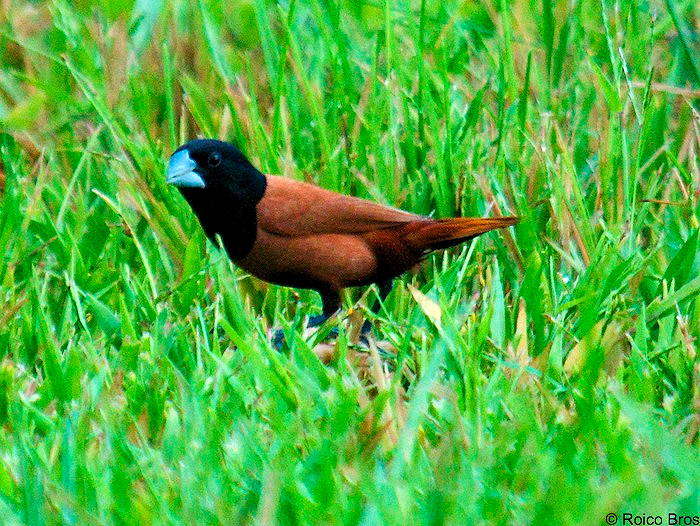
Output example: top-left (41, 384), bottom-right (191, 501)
top-left (166, 139), bottom-right (266, 257)
top-left (166, 139), bottom-right (266, 204)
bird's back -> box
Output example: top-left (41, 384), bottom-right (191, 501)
top-left (257, 176), bottom-right (421, 238)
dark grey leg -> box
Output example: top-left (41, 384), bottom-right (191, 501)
top-left (272, 288), bottom-right (341, 349)
top-left (271, 329), bottom-right (286, 350)
top-left (308, 288), bottom-right (341, 328)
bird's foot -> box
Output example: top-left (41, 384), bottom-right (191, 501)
top-left (271, 329), bottom-right (286, 351)
top-left (307, 314), bottom-right (338, 339)
top-left (270, 314), bottom-right (338, 350)
top-left (307, 314), bottom-right (327, 328)
top-left (358, 319), bottom-right (373, 346)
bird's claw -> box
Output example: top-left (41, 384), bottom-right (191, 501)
top-left (270, 315), bottom-right (339, 350)
top-left (358, 319), bottom-right (373, 346)
top-left (307, 314), bottom-right (329, 328)
top-left (271, 329), bottom-right (286, 351)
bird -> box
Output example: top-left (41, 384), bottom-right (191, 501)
top-left (166, 138), bottom-right (517, 340)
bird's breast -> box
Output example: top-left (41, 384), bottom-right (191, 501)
top-left (180, 188), bottom-right (259, 259)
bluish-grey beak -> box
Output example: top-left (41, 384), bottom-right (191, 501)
top-left (166, 150), bottom-right (205, 188)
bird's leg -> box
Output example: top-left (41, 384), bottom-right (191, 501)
top-left (271, 328), bottom-right (286, 351)
top-left (307, 289), bottom-right (341, 341)
top-left (360, 280), bottom-right (393, 337)
top-left (308, 289), bottom-right (341, 329)
top-left (272, 289), bottom-right (341, 350)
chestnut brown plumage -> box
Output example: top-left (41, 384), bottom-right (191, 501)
top-left (166, 139), bottom-right (518, 329)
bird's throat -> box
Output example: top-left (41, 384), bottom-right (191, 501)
top-left (180, 184), bottom-right (261, 260)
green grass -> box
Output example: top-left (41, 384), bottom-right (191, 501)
top-left (0, 0), bottom-right (698, 523)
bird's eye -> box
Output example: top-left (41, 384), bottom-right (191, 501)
top-left (208, 152), bottom-right (221, 167)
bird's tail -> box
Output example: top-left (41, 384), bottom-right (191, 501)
top-left (402, 216), bottom-right (518, 251)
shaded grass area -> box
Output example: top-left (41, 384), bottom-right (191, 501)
top-left (0, 0), bottom-right (698, 523)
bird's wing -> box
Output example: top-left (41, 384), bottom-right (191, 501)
top-left (257, 175), bottom-right (422, 237)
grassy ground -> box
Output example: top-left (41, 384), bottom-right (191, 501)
top-left (1, 0), bottom-right (699, 524)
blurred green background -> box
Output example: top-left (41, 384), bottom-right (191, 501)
top-left (0, 0), bottom-right (698, 524)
